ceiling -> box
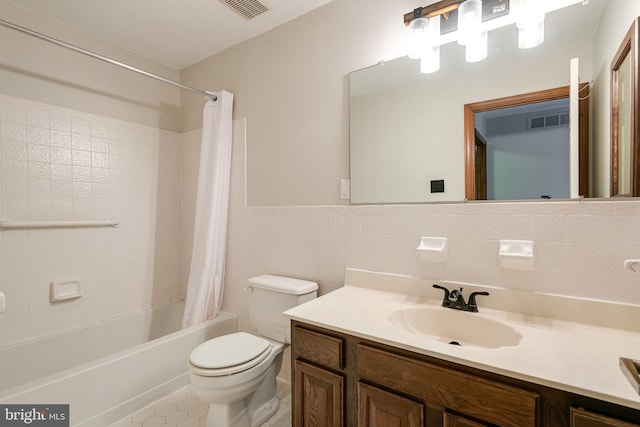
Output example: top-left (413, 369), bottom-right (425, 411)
top-left (4, 0), bottom-right (335, 70)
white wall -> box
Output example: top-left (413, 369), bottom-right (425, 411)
top-left (180, 0), bottom-right (421, 206)
top-left (488, 127), bottom-right (569, 200)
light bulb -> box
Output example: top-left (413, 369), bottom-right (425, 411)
top-left (517, 0), bottom-right (545, 49)
top-left (421, 46), bottom-right (440, 73)
top-left (457, 0), bottom-right (482, 46)
top-left (465, 32), bottom-right (487, 63)
top-left (408, 17), bottom-right (429, 59)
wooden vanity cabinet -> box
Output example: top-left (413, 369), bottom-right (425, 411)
top-left (291, 321), bottom-right (640, 427)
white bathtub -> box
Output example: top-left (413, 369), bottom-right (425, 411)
top-left (0, 303), bottom-right (237, 426)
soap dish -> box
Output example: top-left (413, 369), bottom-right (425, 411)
top-left (620, 357), bottom-right (640, 395)
top-left (416, 236), bottom-right (447, 263)
top-left (499, 240), bottom-right (534, 271)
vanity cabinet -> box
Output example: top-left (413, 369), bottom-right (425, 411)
top-left (291, 321), bottom-right (640, 427)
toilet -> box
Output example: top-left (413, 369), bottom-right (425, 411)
top-left (188, 274), bottom-right (318, 427)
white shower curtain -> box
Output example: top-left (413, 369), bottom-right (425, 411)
top-left (182, 91), bottom-right (234, 328)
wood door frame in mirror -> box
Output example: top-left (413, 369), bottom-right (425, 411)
top-left (610, 18), bottom-right (639, 197)
top-left (464, 85), bottom-right (590, 200)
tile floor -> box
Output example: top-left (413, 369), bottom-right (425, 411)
top-left (109, 380), bottom-right (292, 427)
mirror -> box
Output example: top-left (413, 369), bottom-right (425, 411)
top-left (611, 18), bottom-right (639, 197)
top-left (349, 0), bottom-right (612, 204)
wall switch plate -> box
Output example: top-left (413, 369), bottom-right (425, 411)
top-left (340, 179), bottom-right (350, 199)
top-left (0, 291), bottom-right (5, 313)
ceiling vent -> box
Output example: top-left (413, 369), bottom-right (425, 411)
top-left (529, 112), bottom-right (569, 130)
top-left (220, 0), bottom-right (270, 20)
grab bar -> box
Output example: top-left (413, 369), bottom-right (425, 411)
top-left (0, 217), bottom-right (119, 230)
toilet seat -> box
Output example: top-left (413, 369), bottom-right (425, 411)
top-left (189, 332), bottom-right (272, 377)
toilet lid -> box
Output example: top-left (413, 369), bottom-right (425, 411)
top-left (189, 332), bottom-right (271, 372)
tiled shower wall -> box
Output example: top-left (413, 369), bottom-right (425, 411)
top-left (0, 94), bottom-right (183, 348)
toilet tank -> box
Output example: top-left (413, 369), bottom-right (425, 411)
top-left (247, 275), bottom-right (317, 343)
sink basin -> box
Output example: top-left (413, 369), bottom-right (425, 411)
top-left (389, 306), bottom-right (522, 348)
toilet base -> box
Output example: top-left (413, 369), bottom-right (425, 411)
top-left (204, 396), bottom-right (279, 427)
top-left (199, 349), bottom-right (283, 427)
top-left (206, 401), bottom-right (250, 427)
top-left (248, 396), bottom-right (279, 427)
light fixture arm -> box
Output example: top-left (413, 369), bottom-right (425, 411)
top-left (403, 0), bottom-right (461, 26)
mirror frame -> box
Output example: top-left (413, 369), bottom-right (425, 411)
top-left (611, 17), bottom-right (640, 197)
top-left (464, 85), bottom-right (590, 200)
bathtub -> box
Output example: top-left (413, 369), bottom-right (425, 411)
top-left (0, 303), bottom-right (237, 426)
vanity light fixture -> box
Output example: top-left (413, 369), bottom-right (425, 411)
top-left (404, 0), bottom-right (588, 73)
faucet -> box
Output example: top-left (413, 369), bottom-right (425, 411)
top-left (433, 284), bottom-right (489, 312)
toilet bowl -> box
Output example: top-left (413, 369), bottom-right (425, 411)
top-left (189, 332), bottom-right (284, 427)
top-left (188, 275), bottom-right (317, 427)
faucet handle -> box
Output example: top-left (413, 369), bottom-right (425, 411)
top-left (433, 284), bottom-right (451, 307)
top-left (467, 291), bottom-right (490, 312)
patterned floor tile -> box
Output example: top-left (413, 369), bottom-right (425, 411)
top-left (109, 380), bottom-right (291, 427)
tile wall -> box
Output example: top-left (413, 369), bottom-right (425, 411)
top-left (0, 94), bottom-right (183, 348)
top-left (222, 201), bottom-right (640, 325)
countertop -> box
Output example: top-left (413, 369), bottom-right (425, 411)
top-left (284, 270), bottom-right (640, 411)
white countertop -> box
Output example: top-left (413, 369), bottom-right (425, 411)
top-left (285, 273), bottom-right (640, 411)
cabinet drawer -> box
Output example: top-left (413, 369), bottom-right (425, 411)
top-left (358, 345), bottom-right (538, 427)
top-left (570, 407), bottom-right (640, 427)
top-left (294, 326), bottom-right (344, 371)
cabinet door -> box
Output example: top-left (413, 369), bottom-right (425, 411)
top-left (358, 382), bottom-right (424, 427)
top-left (444, 412), bottom-right (491, 427)
top-left (570, 407), bottom-right (640, 427)
top-left (294, 360), bottom-right (344, 427)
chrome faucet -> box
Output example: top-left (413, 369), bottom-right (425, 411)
top-left (433, 284), bottom-right (489, 312)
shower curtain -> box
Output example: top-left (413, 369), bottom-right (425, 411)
top-left (182, 91), bottom-right (234, 328)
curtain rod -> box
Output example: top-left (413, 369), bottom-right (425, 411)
top-left (0, 18), bottom-right (217, 102)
